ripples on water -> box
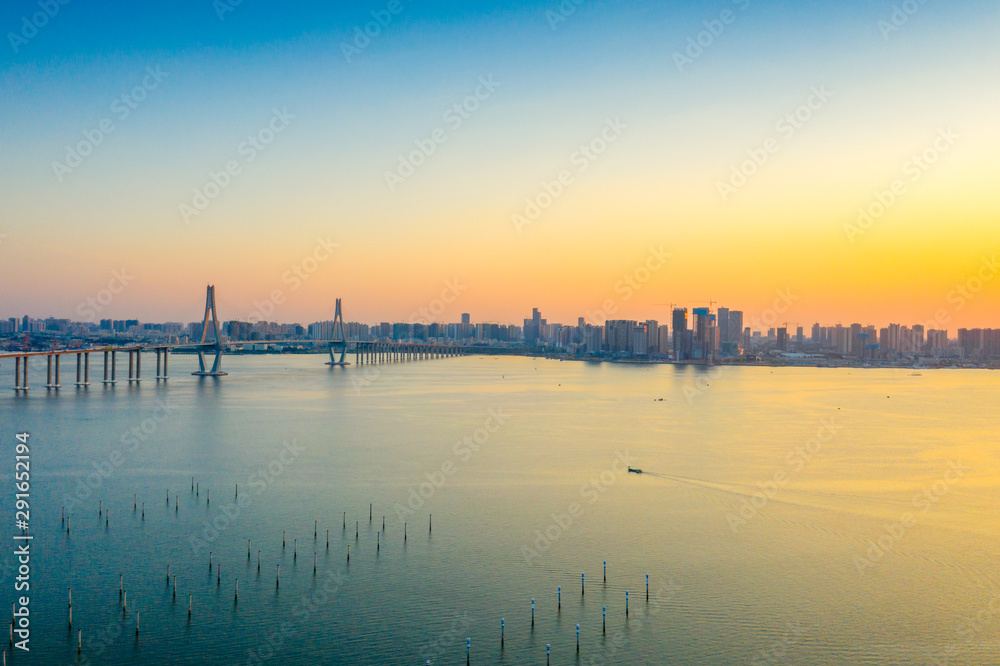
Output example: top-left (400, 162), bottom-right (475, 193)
top-left (1, 355), bottom-right (998, 664)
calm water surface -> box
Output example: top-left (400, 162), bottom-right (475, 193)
top-left (1, 354), bottom-right (998, 664)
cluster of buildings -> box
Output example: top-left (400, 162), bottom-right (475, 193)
top-left (3, 309), bottom-right (1000, 364)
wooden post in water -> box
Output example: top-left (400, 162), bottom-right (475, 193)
top-left (314, 521), bottom-right (317, 539)
top-left (604, 560), bottom-right (607, 583)
top-left (501, 618), bottom-right (504, 647)
top-left (582, 573), bottom-right (585, 595)
top-left (78, 629), bottom-right (81, 654)
top-left (136, 611), bottom-right (139, 637)
top-left (646, 574), bottom-right (649, 601)
top-left (326, 530), bottom-right (329, 549)
top-left (314, 552), bottom-right (317, 574)
top-left (603, 606), bottom-right (606, 634)
top-left (626, 591), bottom-right (629, 617)
top-left (276, 565), bottom-right (280, 588)
top-left (531, 599), bottom-right (535, 627)
top-left (235, 578), bottom-right (238, 602)
top-left (188, 594), bottom-right (192, 618)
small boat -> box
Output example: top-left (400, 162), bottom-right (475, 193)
top-left (628, 467), bottom-right (643, 474)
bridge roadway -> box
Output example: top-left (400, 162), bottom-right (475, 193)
top-left (0, 339), bottom-right (489, 392)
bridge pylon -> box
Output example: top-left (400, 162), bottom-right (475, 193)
top-left (327, 298), bottom-right (350, 366)
top-left (192, 285), bottom-right (228, 377)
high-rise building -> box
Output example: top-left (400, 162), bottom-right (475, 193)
top-left (658, 327), bottom-right (670, 356)
top-left (584, 325), bottom-right (603, 353)
top-left (632, 326), bottom-right (647, 355)
top-left (645, 320), bottom-right (659, 354)
top-left (850, 323), bottom-right (863, 357)
top-left (605, 320), bottom-right (636, 353)
top-left (729, 311), bottom-right (744, 350)
top-left (717, 307), bottom-right (730, 344)
top-left (461, 313), bottom-right (470, 325)
top-left (777, 327), bottom-right (788, 351)
top-left (672, 308), bottom-right (689, 360)
top-left (523, 308), bottom-right (545, 345)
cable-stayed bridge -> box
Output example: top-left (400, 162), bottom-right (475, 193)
top-left (1, 286), bottom-right (483, 392)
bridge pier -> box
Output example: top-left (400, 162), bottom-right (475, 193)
top-left (156, 349), bottom-right (170, 380)
top-left (13, 356), bottom-right (25, 391)
top-left (75, 353), bottom-right (90, 387)
top-left (105, 350), bottom-right (118, 384)
top-left (104, 350), bottom-right (118, 385)
top-left (129, 350), bottom-right (141, 383)
top-left (45, 354), bottom-right (61, 389)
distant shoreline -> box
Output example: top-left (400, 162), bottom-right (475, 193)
top-left (163, 348), bottom-right (995, 370)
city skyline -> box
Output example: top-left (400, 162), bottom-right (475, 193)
top-left (2, 1), bottom-right (999, 327)
top-left (5, 297), bottom-right (998, 337)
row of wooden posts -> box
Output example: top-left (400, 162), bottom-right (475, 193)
top-left (35, 488), bottom-right (653, 662)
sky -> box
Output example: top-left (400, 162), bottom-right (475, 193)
top-left (1, 0), bottom-right (998, 330)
